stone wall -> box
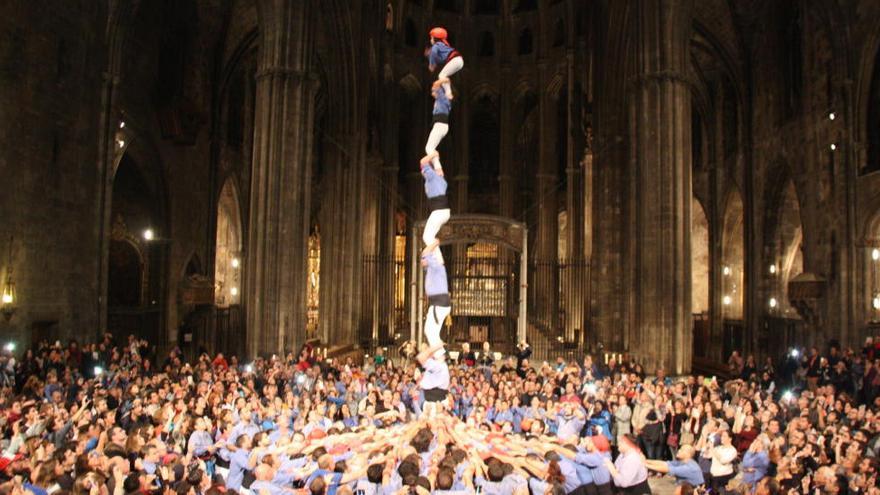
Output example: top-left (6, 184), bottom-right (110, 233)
top-left (0, 1), bottom-right (106, 346)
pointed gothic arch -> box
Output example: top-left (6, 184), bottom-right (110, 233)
top-left (214, 177), bottom-right (243, 307)
top-left (722, 188), bottom-right (745, 319)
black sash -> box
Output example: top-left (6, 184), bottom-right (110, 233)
top-left (427, 195), bottom-right (450, 211)
top-left (428, 294), bottom-right (451, 307)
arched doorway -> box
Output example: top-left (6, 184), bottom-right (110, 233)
top-left (214, 178), bottom-right (242, 307)
top-left (775, 181), bottom-right (804, 317)
top-left (108, 239), bottom-right (143, 307)
top-left (106, 155), bottom-right (164, 344)
top-left (212, 178), bottom-right (243, 357)
top-left (722, 188), bottom-right (745, 357)
top-left (763, 179), bottom-right (805, 353)
top-left (691, 197), bottom-right (711, 357)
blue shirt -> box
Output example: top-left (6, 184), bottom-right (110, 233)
top-left (422, 164), bottom-right (448, 198)
top-left (575, 451), bottom-right (612, 485)
top-left (188, 430), bottom-right (214, 457)
top-left (572, 456), bottom-right (594, 486)
top-left (559, 458), bottom-right (582, 493)
top-left (420, 357), bottom-right (450, 390)
top-left (667, 459), bottom-right (705, 486)
top-left (557, 412), bottom-right (586, 441)
top-left (22, 484), bottom-right (48, 495)
top-left (741, 451), bottom-right (769, 487)
top-left (228, 421), bottom-right (260, 445)
top-left (429, 42), bottom-right (457, 68)
top-left (423, 253), bottom-right (449, 296)
top-left (225, 449), bottom-right (251, 490)
top-left (589, 411), bottom-right (613, 438)
top-left (433, 90), bottom-right (452, 115)
top-left (249, 480), bottom-right (287, 495)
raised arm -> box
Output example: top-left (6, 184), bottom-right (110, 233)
top-left (644, 460), bottom-right (670, 473)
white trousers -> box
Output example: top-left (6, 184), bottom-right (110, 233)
top-left (424, 304), bottom-right (451, 348)
top-left (423, 208), bottom-right (451, 251)
top-left (438, 57), bottom-right (464, 98)
top-left (424, 122), bottom-right (449, 169)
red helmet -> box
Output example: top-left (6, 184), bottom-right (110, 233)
top-left (429, 27), bottom-right (448, 40)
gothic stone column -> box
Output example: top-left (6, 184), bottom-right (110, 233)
top-left (534, 60), bottom-right (559, 332)
top-left (628, 0), bottom-right (694, 374)
top-left (246, 0), bottom-right (316, 357)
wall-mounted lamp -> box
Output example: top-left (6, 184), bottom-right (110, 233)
top-left (872, 248), bottom-right (880, 261)
top-left (1, 237), bottom-right (15, 321)
top-left (1, 277), bottom-right (15, 321)
top-left (723, 295), bottom-right (732, 306)
top-left (769, 264), bottom-right (777, 275)
top-left (143, 229), bottom-right (155, 241)
top-left (722, 266), bottom-right (731, 276)
top-left (769, 297), bottom-right (778, 309)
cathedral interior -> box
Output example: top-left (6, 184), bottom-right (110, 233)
top-left (3, 0), bottom-right (880, 374)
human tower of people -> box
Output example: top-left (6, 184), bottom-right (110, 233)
top-left (9, 27), bottom-right (880, 495)
top-left (416, 26), bottom-right (459, 415)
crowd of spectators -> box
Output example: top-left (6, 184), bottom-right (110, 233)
top-left (0, 333), bottom-right (878, 495)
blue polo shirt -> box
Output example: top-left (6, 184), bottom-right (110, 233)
top-left (422, 164), bottom-right (447, 198)
top-left (429, 42), bottom-right (456, 67)
top-left (433, 90), bottom-right (452, 116)
top-left (667, 459), bottom-right (705, 486)
top-left (423, 253), bottom-right (448, 297)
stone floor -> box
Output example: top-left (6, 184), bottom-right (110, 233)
top-left (648, 476), bottom-right (678, 494)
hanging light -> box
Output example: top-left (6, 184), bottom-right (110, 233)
top-left (769, 264), bottom-right (777, 275)
top-left (723, 295), bottom-right (732, 306)
top-left (119, 121), bottom-right (126, 129)
top-left (769, 297), bottom-right (778, 309)
top-left (231, 257), bottom-right (240, 268)
top-left (828, 112), bottom-right (835, 121)
top-left (723, 266), bottom-right (731, 276)
top-left (117, 139), bottom-right (125, 148)
top-left (830, 143), bottom-right (837, 151)
top-left (143, 229), bottom-right (154, 241)
top-left (872, 248), bottom-right (880, 261)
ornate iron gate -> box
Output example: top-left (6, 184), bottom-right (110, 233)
top-left (411, 215), bottom-right (529, 346)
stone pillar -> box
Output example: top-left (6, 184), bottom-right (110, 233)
top-left (246, 0), bottom-right (316, 357)
top-left (627, 0), bottom-right (694, 374)
top-left (499, 63), bottom-right (516, 219)
top-left (564, 50), bottom-right (585, 344)
top-left (534, 61), bottom-right (559, 332)
top-left (318, 137), bottom-right (367, 348)
top-left (709, 80), bottom-right (725, 361)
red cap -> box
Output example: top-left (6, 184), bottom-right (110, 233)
top-left (591, 435), bottom-right (610, 452)
top-left (0, 454), bottom-right (23, 471)
top-left (429, 27), bottom-right (448, 40)
top-left (308, 429), bottom-right (327, 441)
top-left (328, 444), bottom-right (348, 456)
